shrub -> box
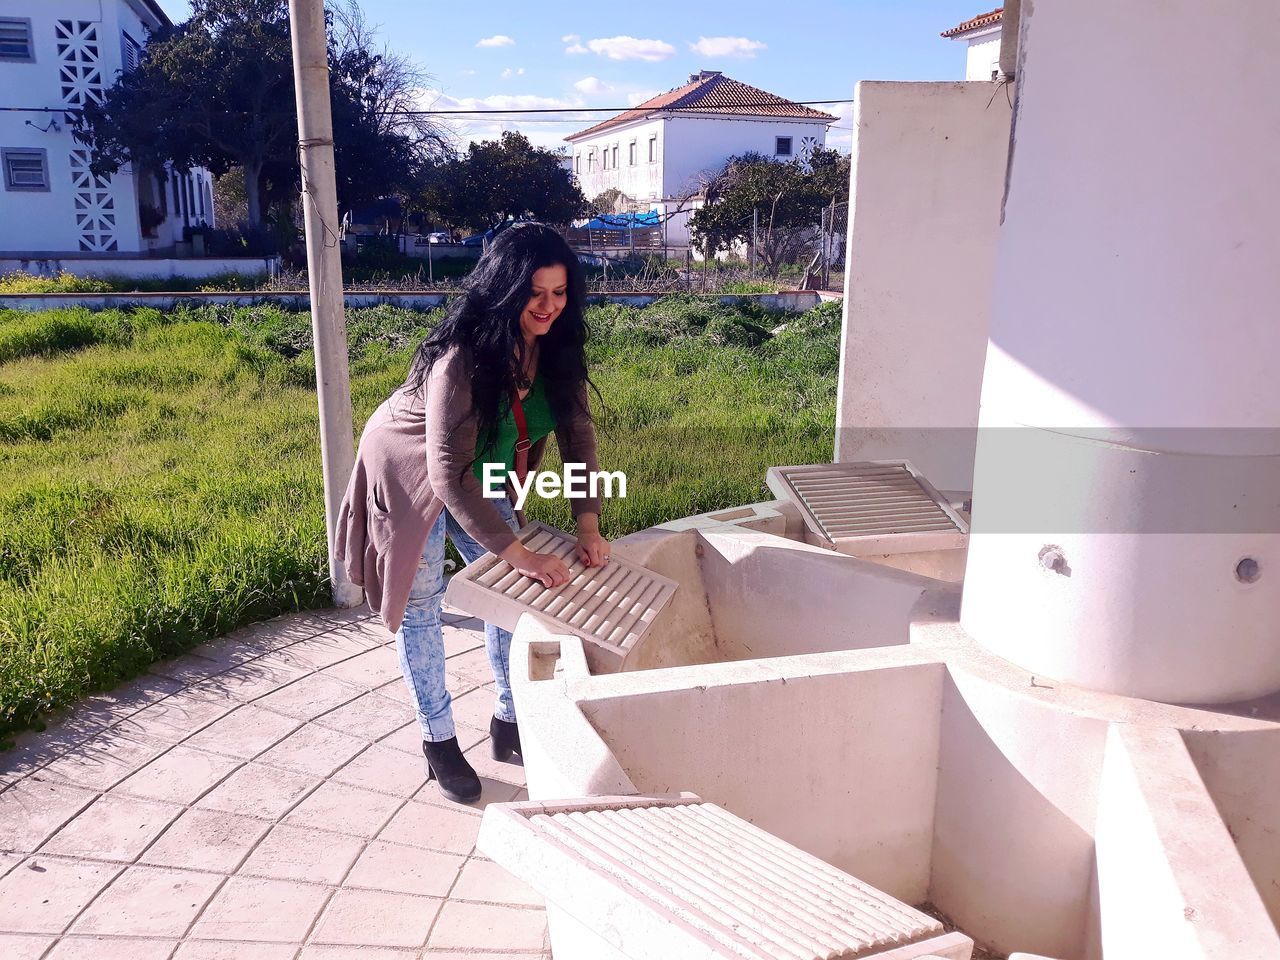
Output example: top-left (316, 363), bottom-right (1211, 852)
top-left (0, 271), bottom-right (114, 294)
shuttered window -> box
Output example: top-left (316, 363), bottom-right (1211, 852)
top-left (3, 149), bottom-right (50, 191)
top-left (0, 18), bottom-right (34, 61)
top-left (122, 32), bottom-right (142, 72)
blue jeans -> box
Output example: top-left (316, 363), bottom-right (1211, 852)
top-left (394, 497), bottom-right (520, 742)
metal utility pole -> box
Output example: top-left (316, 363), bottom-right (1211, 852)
top-left (288, 0), bottom-right (361, 608)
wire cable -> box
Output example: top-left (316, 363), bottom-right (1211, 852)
top-left (0, 97), bottom-right (853, 117)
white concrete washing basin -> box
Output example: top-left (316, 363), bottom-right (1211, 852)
top-left (472, 513), bottom-right (1280, 959)
top-left (448, 498), bottom-right (969, 675)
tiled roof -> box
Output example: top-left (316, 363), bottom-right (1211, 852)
top-left (941, 8), bottom-right (1003, 38)
top-left (567, 72), bottom-right (836, 141)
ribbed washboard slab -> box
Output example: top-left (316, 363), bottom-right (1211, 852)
top-left (480, 795), bottom-right (952, 960)
top-left (443, 522), bottom-right (678, 653)
top-left (767, 461), bottom-right (968, 556)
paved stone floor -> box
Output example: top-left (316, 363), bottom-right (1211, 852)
top-left (0, 605), bottom-right (549, 960)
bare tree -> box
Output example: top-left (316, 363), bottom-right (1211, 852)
top-left (328, 0), bottom-right (452, 159)
top-left (689, 150), bottom-right (849, 278)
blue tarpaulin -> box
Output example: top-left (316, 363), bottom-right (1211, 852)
top-left (582, 211), bottom-right (661, 230)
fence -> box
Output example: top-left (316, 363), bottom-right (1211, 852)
top-left (562, 224), bottom-right (666, 251)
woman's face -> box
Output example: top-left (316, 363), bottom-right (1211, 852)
top-left (520, 263), bottom-right (568, 344)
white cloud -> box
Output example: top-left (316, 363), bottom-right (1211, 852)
top-left (459, 68), bottom-right (477, 76)
top-left (501, 67), bottom-right (526, 79)
top-left (688, 36), bottom-right (767, 58)
top-left (573, 76), bottom-right (613, 95)
top-left (561, 34), bottom-right (580, 43)
top-left (586, 36), bottom-right (676, 62)
top-left (476, 35), bottom-right (515, 48)
top-left (565, 41), bottom-right (588, 55)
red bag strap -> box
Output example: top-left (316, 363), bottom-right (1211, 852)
top-left (510, 387), bottom-right (531, 484)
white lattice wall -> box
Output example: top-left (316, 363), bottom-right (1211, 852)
top-left (68, 149), bottom-right (118, 253)
top-left (55, 19), bottom-right (105, 107)
top-left (55, 19), bottom-right (118, 252)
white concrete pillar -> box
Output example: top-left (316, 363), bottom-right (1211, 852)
top-left (288, 0), bottom-right (361, 607)
top-left (960, 0), bottom-right (1280, 703)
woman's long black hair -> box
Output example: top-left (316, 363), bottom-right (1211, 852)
top-left (403, 222), bottom-right (597, 456)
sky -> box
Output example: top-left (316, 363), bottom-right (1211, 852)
top-left (156, 1), bottom-right (988, 153)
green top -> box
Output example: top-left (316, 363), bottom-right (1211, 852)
top-left (473, 375), bottom-right (557, 487)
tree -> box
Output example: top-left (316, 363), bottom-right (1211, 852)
top-left (589, 187), bottom-right (630, 217)
top-left (327, 0), bottom-right (448, 231)
top-left (424, 132), bottom-right (586, 233)
top-left (212, 166), bottom-right (248, 226)
top-left (74, 0), bottom-right (294, 228)
top-left (689, 148), bottom-right (850, 277)
top-left (73, 0), bottom-right (444, 230)
top-left (328, 1), bottom-right (448, 158)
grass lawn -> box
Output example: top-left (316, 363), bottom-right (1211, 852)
top-left (0, 297), bottom-right (839, 740)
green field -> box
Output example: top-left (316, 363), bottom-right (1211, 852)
top-left (0, 297), bottom-right (840, 740)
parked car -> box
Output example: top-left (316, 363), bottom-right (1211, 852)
top-left (427, 232), bottom-right (451, 244)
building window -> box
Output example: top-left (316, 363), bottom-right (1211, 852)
top-left (2, 148), bottom-right (50, 191)
top-left (0, 18), bottom-right (34, 62)
top-left (628, 141), bottom-right (637, 166)
top-left (587, 150), bottom-right (595, 173)
top-left (611, 145), bottom-right (618, 169)
top-left (574, 153), bottom-right (581, 174)
top-left (775, 136), bottom-right (793, 157)
top-left (648, 136), bottom-right (657, 163)
top-left (602, 148), bottom-right (609, 171)
top-left (122, 32), bottom-right (142, 72)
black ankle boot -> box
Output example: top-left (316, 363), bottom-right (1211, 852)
top-left (490, 715), bottom-right (522, 764)
top-left (422, 737), bottom-right (481, 804)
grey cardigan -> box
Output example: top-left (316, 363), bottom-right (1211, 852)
top-left (335, 344), bottom-right (602, 632)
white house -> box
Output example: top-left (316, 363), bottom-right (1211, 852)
top-left (0, 0), bottom-right (215, 260)
top-left (941, 8), bottom-right (1004, 80)
top-left (565, 71), bottom-right (835, 247)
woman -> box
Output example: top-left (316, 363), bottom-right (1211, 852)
top-left (337, 223), bottom-right (610, 805)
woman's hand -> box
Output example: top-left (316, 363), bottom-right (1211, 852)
top-left (500, 543), bottom-right (571, 589)
top-left (574, 512), bottom-right (610, 568)
top-left (575, 531), bottom-right (611, 568)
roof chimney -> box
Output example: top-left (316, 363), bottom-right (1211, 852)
top-left (688, 70), bottom-right (722, 83)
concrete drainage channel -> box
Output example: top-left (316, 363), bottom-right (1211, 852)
top-left (0, 290), bottom-right (835, 312)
